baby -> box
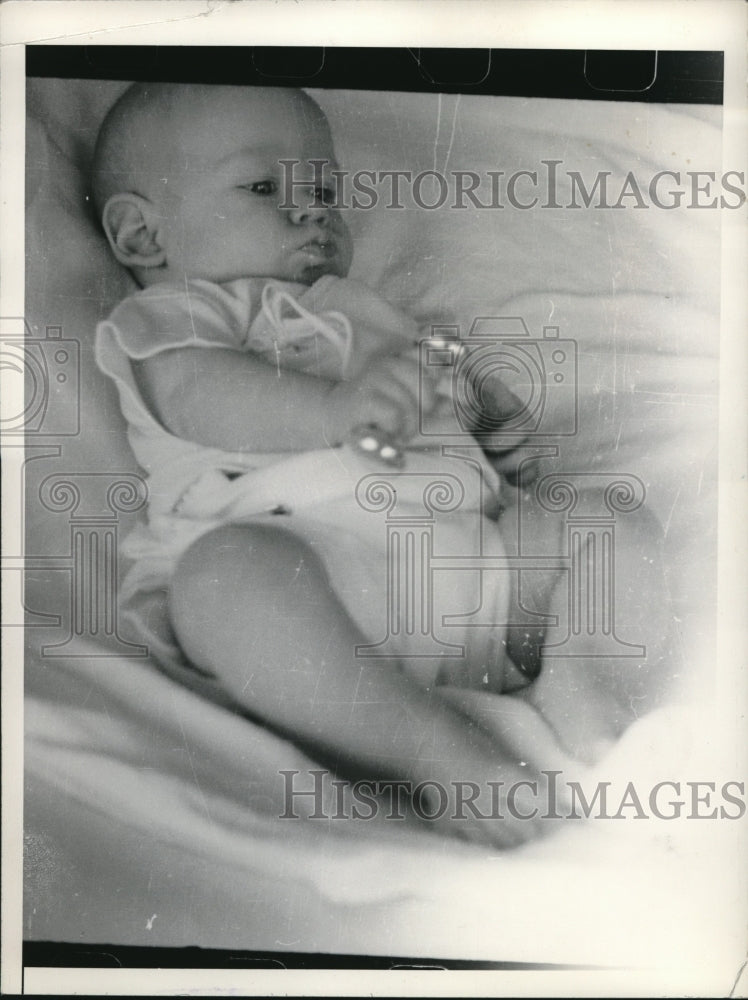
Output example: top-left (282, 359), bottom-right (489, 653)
top-left (93, 83), bottom-right (668, 846)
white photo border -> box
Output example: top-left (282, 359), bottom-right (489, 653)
top-left (2, 1), bottom-right (746, 996)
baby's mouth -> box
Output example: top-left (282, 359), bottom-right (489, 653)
top-left (299, 240), bottom-right (336, 260)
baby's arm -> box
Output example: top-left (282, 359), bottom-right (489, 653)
top-left (134, 346), bottom-right (434, 453)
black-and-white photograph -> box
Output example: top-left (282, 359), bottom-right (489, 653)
top-left (3, 2), bottom-right (746, 995)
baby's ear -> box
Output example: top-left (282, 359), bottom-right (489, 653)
top-left (101, 193), bottom-right (166, 270)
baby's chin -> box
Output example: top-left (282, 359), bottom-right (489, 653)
top-left (291, 259), bottom-right (350, 285)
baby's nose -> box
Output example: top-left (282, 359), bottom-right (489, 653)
top-left (287, 191), bottom-right (330, 227)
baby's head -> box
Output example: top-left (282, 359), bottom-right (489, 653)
top-left (92, 83), bottom-right (353, 287)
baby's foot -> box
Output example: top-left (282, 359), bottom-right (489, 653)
top-left (410, 752), bottom-right (551, 850)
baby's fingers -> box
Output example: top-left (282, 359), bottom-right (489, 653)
top-left (348, 384), bottom-right (415, 440)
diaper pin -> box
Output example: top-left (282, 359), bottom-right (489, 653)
top-left (351, 423), bottom-right (405, 468)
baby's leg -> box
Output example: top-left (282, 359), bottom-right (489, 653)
top-left (169, 523), bottom-right (544, 847)
top-left (499, 484), bottom-right (673, 762)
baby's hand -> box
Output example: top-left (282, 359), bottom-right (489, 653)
top-left (324, 354), bottom-right (436, 446)
top-left (343, 322), bottom-right (420, 380)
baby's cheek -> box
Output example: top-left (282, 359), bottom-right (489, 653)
top-left (335, 225), bottom-right (354, 275)
top-left (182, 215), bottom-right (226, 261)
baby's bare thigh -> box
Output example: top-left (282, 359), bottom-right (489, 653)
top-left (169, 522), bottom-right (329, 665)
top-left (168, 509), bottom-right (514, 693)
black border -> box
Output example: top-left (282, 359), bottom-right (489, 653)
top-left (26, 46), bottom-right (723, 103)
top-left (23, 940), bottom-right (601, 971)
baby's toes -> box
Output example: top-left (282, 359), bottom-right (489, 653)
top-left (414, 773), bottom-right (547, 850)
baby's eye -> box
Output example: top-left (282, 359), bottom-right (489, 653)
top-left (245, 180), bottom-right (278, 196)
top-left (315, 185), bottom-right (337, 206)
